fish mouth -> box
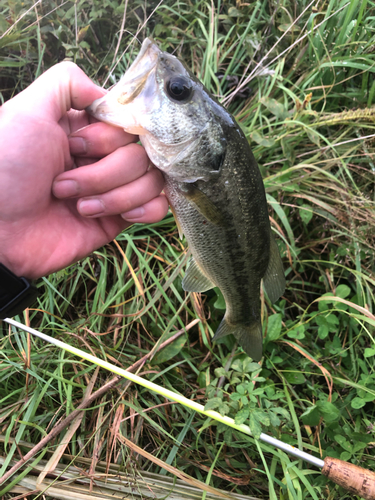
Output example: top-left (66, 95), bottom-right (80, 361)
top-left (86, 38), bottom-right (161, 133)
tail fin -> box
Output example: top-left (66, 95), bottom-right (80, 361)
top-left (212, 317), bottom-right (263, 361)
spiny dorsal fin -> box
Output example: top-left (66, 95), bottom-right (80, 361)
top-left (263, 233), bottom-right (285, 304)
top-left (182, 257), bottom-right (215, 292)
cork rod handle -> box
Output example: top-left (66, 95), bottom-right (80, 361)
top-left (322, 457), bottom-right (375, 500)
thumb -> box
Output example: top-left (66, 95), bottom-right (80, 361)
top-left (6, 62), bottom-right (106, 122)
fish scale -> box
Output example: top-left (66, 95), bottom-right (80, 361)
top-left (166, 127), bottom-right (271, 361)
top-left (87, 38), bottom-right (285, 361)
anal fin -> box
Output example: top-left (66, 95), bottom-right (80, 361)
top-left (182, 257), bottom-right (215, 292)
top-left (263, 233), bottom-right (285, 304)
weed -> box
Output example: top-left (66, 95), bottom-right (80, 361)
top-left (1, 1), bottom-right (375, 499)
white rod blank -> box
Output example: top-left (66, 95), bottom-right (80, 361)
top-left (3, 317), bottom-right (324, 469)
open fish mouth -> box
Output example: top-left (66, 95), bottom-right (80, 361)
top-left (87, 38), bottom-right (210, 176)
top-left (86, 38), bottom-right (161, 133)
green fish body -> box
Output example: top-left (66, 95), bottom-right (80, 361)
top-left (87, 38), bottom-right (285, 361)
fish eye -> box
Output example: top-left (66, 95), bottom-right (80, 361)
top-left (166, 76), bottom-right (192, 102)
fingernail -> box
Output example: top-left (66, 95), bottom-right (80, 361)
top-left (121, 207), bottom-right (145, 220)
top-left (69, 137), bottom-right (87, 155)
top-left (53, 180), bottom-right (79, 198)
top-left (78, 198), bottom-right (105, 216)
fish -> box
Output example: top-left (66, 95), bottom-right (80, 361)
top-left (87, 38), bottom-right (285, 361)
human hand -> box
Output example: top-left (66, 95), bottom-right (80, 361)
top-left (0, 62), bottom-right (168, 280)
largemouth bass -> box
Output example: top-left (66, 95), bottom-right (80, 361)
top-left (87, 38), bottom-right (285, 361)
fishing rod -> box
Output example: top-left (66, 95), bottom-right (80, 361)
top-left (3, 317), bottom-right (375, 499)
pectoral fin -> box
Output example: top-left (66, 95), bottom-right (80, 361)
top-left (179, 184), bottom-right (225, 226)
top-left (263, 233), bottom-right (285, 303)
top-left (182, 257), bottom-right (215, 292)
top-left (170, 205), bottom-right (184, 239)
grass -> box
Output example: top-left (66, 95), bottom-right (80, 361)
top-left (1, 0), bottom-right (375, 499)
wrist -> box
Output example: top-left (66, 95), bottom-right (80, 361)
top-left (0, 250), bottom-right (28, 279)
top-left (0, 237), bottom-right (38, 280)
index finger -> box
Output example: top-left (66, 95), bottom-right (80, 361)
top-left (5, 62), bottom-right (106, 122)
top-left (69, 121), bottom-right (138, 158)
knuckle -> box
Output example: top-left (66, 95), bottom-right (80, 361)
top-left (127, 142), bottom-right (147, 157)
top-left (150, 167), bottom-right (165, 187)
top-left (57, 61), bottom-right (79, 71)
top-left (123, 143), bottom-right (149, 171)
top-left (120, 196), bottom-right (134, 213)
top-left (50, 61), bottom-right (82, 81)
